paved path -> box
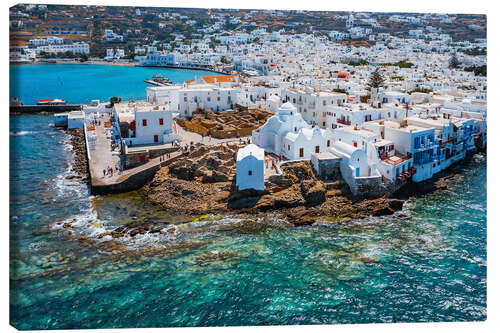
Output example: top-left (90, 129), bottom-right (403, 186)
top-left (88, 114), bottom-right (121, 185)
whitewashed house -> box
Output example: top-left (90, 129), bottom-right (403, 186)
top-left (146, 84), bottom-right (239, 117)
top-left (236, 144), bottom-right (265, 191)
top-left (384, 121), bottom-right (438, 182)
top-left (330, 141), bottom-right (382, 195)
top-left (123, 106), bottom-right (179, 146)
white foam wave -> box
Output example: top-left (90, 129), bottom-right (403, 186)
top-left (10, 131), bottom-right (37, 136)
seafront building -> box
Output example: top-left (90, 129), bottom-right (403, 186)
top-left (236, 144), bottom-right (265, 191)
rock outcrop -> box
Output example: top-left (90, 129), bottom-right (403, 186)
top-left (140, 147), bottom-right (409, 225)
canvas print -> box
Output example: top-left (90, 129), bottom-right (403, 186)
top-left (9, 3), bottom-right (487, 330)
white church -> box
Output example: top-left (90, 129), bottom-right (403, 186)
top-left (236, 144), bottom-right (265, 191)
top-left (251, 102), bottom-right (333, 160)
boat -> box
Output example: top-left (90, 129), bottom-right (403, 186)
top-left (152, 74), bottom-right (173, 85)
top-left (37, 99), bottom-right (67, 105)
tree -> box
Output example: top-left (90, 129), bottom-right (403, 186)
top-left (109, 96), bottom-right (122, 107)
top-left (449, 54), bottom-right (460, 69)
top-left (368, 68), bottom-right (385, 90)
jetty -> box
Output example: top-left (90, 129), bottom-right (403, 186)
top-left (83, 111), bottom-right (182, 195)
top-left (10, 104), bottom-right (83, 114)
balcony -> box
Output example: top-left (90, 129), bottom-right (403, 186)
top-left (337, 118), bottom-right (351, 126)
top-left (380, 151), bottom-right (411, 166)
top-left (413, 141), bottom-right (437, 152)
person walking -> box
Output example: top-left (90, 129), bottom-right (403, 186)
top-left (103, 169), bottom-right (106, 177)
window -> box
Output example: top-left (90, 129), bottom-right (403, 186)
top-left (248, 170), bottom-right (252, 176)
top-left (315, 146), bottom-right (320, 153)
top-left (159, 118), bottom-right (164, 125)
top-left (184, 97), bottom-right (187, 102)
top-left (288, 145), bottom-right (290, 151)
top-left (299, 148), bottom-right (304, 157)
top-left (327, 140), bottom-right (330, 147)
top-left (142, 119), bottom-right (147, 126)
top-left (207, 97), bottom-right (211, 102)
top-left (217, 96), bottom-right (220, 101)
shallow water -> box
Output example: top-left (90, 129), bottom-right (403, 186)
top-left (10, 115), bottom-right (486, 329)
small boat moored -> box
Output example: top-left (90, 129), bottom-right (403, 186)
top-left (37, 99), bottom-right (67, 105)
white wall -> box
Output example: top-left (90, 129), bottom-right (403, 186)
top-left (236, 155), bottom-right (265, 190)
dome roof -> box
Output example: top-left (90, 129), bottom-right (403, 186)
top-left (280, 102), bottom-right (295, 110)
top-left (338, 72), bottom-right (348, 78)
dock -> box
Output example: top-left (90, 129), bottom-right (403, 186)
top-left (10, 104), bottom-right (83, 114)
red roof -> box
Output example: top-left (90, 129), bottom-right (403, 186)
top-left (338, 72), bottom-right (348, 78)
top-left (185, 74), bottom-right (239, 84)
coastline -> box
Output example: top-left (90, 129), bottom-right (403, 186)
top-left (10, 60), bottom-right (137, 67)
top-left (11, 60), bottom-right (232, 74)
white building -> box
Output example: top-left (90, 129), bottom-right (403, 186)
top-left (121, 106), bottom-right (179, 146)
top-left (282, 89), bottom-right (347, 127)
top-left (252, 102), bottom-right (332, 160)
top-left (330, 141), bottom-right (382, 195)
top-left (106, 48), bottom-right (125, 59)
top-left (146, 84), bottom-right (239, 117)
top-left (36, 42), bottom-right (89, 55)
top-left (383, 121), bottom-right (438, 182)
top-left (236, 144), bottom-right (265, 191)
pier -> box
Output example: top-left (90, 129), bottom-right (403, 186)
top-left (84, 112), bottom-right (182, 195)
top-left (10, 104), bottom-right (83, 114)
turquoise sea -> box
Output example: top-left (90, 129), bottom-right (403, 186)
top-left (9, 63), bottom-right (220, 105)
top-left (9, 65), bottom-right (486, 329)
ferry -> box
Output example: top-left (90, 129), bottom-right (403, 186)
top-left (152, 74), bottom-right (173, 85)
top-left (37, 99), bottom-right (67, 105)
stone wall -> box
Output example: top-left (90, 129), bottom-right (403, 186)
top-left (340, 161), bottom-right (382, 196)
top-left (124, 147), bottom-right (178, 169)
top-left (91, 152), bottom-right (187, 195)
top-left (311, 158), bottom-right (341, 181)
top-left (124, 150), bottom-right (150, 169)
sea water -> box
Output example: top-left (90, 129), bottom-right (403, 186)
top-left (9, 63), bottom-right (221, 105)
top-left (9, 66), bottom-right (486, 329)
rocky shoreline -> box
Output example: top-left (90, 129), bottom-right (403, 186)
top-left (58, 147), bottom-right (483, 242)
top-left (66, 128), bottom-right (89, 182)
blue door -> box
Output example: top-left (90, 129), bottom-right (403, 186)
top-left (355, 168), bottom-right (360, 177)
